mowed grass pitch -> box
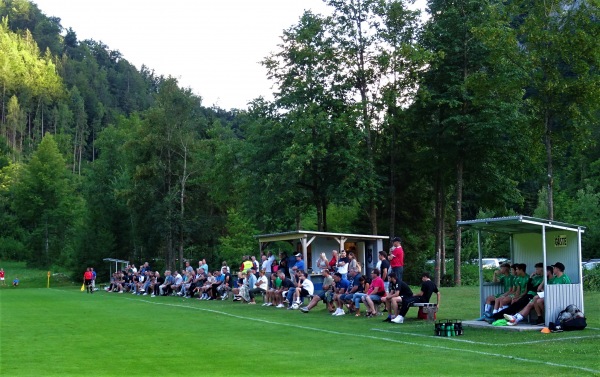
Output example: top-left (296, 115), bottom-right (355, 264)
top-left (1, 287), bottom-right (599, 376)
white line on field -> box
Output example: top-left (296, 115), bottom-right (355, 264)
top-left (120, 296), bottom-right (599, 374)
top-left (370, 328), bottom-right (600, 346)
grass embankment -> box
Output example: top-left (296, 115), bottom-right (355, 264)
top-left (0, 261), bottom-right (75, 289)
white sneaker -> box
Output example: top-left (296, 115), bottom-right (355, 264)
top-left (332, 308), bottom-right (340, 316)
top-left (391, 315), bottom-right (404, 324)
top-left (276, 304), bottom-right (285, 308)
top-left (503, 314), bottom-right (517, 324)
top-left (151, 294), bottom-right (155, 297)
top-left (262, 303), bottom-right (269, 306)
top-left (266, 303), bottom-right (273, 306)
top-left (335, 310), bottom-right (346, 316)
top-left (118, 291), bottom-right (123, 294)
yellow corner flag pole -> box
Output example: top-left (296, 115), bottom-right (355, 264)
top-left (47, 271), bottom-right (50, 288)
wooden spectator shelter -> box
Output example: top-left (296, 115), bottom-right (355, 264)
top-left (458, 216), bottom-right (586, 326)
top-left (255, 230), bottom-right (388, 274)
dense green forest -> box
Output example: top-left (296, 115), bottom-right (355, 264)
top-left (1, 0), bottom-right (599, 285)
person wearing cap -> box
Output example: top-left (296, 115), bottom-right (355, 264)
top-left (505, 262), bottom-right (571, 326)
top-left (292, 253), bottom-right (305, 273)
top-left (388, 237), bottom-right (405, 282)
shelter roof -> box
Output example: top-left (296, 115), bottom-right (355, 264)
top-left (256, 230), bottom-right (388, 243)
top-left (458, 216), bottom-right (585, 235)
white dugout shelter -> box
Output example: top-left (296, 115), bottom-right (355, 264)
top-left (458, 216), bottom-right (585, 326)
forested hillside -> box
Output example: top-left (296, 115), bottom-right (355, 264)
top-left (1, 0), bottom-right (599, 285)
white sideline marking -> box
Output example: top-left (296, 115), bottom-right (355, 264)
top-left (120, 296), bottom-right (599, 374)
top-left (371, 328), bottom-right (600, 346)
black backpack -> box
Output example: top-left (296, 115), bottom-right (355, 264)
top-left (550, 305), bottom-right (587, 332)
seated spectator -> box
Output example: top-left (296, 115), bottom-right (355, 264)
top-left (363, 269), bottom-right (386, 317)
top-left (231, 272), bottom-right (245, 300)
top-left (479, 263), bottom-right (513, 318)
top-left (197, 271), bottom-right (216, 300)
top-left (341, 268), bottom-right (362, 313)
top-left (393, 272), bottom-right (440, 324)
top-left (332, 272), bottom-right (351, 316)
top-left (382, 273), bottom-right (413, 322)
top-left (217, 267), bottom-right (232, 300)
top-left (291, 271), bottom-right (314, 307)
top-left (350, 275), bottom-right (369, 316)
top-left (505, 262), bottom-right (571, 326)
top-left (264, 271), bottom-right (282, 306)
top-left (150, 271), bottom-right (164, 298)
top-left (159, 270), bottom-right (174, 296)
top-left (300, 269), bottom-right (334, 313)
top-left (275, 270), bottom-right (295, 308)
top-left (249, 269), bottom-right (269, 304)
top-left (171, 271), bottom-right (184, 295)
top-left (12, 277), bottom-right (19, 287)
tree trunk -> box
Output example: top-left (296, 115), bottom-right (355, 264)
top-left (454, 159), bottom-right (463, 286)
top-left (434, 170), bottom-right (444, 287)
top-left (545, 111), bottom-right (554, 220)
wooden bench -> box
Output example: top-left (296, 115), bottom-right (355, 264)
top-left (412, 302), bottom-right (438, 321)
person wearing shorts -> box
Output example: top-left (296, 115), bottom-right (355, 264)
top-left (0, 268), bottom-right (6, 286)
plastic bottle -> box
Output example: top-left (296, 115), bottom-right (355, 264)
top-left (446, 321), bottom-right (452, 337)
top-left (440, 322), bottom-right (446, 337)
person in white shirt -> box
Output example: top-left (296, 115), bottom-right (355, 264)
top-left (261, 253), bottom-right (275, 279)
top-left (249, 269), bottom-right (269, 304)
top-left (292, 271), bottom-right (314, 306)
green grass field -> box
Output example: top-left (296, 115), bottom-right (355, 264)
top-left (1, 264), bottom-right (599, 376)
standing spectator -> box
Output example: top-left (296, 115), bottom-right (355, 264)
top-left (221, 261), bottom-right (230, 274)
top-left (388, 237), bottom-right (405, 282)
top-left (83, 268), bottom-right (94, 294)
top-left (251, 256), bottom-right (260, 271)
top-left (0, 268), bottom-right (6, 286)
top-left (261, 253), bottom-right (275, 279)
top-left (279, 252), bottom-right (289, 278)
top-left (184, 261), bottom-right (194, 273)
top-left (378, 251), bottom-right (390, 291)
top-left (337, 251), bottom-right (350, 280)
top-left (90, 268), bottom-right (97, 291)
top-left (348, 252), bottom-right (358, 272)
top-left (288, 253), bottom-right (297, 278)
top-left (316, 253), bottom-right (329, 273)
top-left (328, 250), bottom-right (338, 272)
top-left (199, 259), bottom-right (209, 274)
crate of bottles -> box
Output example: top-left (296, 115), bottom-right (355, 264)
top-left (435, 320), bottom-right (463, 337)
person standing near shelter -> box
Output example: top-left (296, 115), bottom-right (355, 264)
top-left (388, 237), bottom-right (405, 282)
top-left (83, 268), bottom-right (94, 294)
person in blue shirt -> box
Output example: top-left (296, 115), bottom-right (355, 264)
top-left (12, 277), bottom-right (19, 287)
top-left (331, 273), bottom-right (351, 316)
top-left (292, 253), bottom-right (305, 279)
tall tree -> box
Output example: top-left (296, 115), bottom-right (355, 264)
top-left (12, 133), bottom-right (81, 267)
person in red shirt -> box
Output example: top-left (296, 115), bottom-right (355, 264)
top-left (0, 268), bottom-right (6, 286)
top-left (363, 269), bottom-right (386, 317)
top-left (83, 268), bottom-right (94, 294)
top-left (388, 237), bottom-right (404, 282)
top-left (328, 250), bottom-right (338, 272)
